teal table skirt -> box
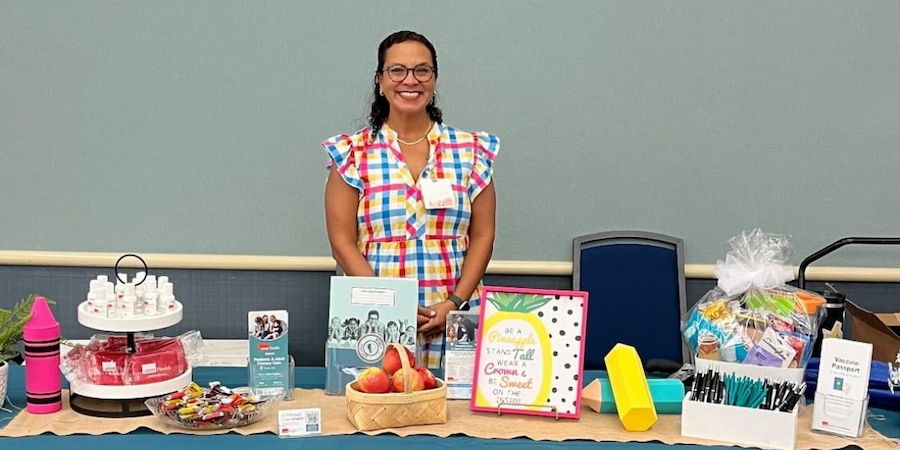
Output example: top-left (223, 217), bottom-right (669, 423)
top-left (1, 365), bottom-right (893, 449)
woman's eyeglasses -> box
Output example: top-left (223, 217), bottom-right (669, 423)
top-left (382, 65), bottom-right (435, 82)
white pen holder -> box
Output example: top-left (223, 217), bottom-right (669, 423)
top-left (681, 393), bottom-right (800, 450)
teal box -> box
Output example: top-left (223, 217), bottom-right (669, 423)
top-left (583, 378), bottom-right (685, 414)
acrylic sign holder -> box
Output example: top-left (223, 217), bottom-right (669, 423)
top-left (70, 254), bottom-right (190, 418)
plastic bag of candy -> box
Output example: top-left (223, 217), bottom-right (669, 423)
top-left (681, 229), bottom-right (826, 369)
top-left (145, 382), bottom-right (283, 429)
top-left (61, 330), bottom-right (207, 386)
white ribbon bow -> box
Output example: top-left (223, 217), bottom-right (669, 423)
top-left (714, 253), bottom-right (794, 297)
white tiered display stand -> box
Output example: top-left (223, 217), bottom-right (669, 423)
top-left (71, 301), bottom-right (191, 417)
top-left (69, 254), bottom-right (193, 418)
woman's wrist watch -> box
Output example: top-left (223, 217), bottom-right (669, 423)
top-left (447, 294), bottom-right (470, 311)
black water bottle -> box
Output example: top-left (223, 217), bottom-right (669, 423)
top-left (812, 289), bottom-right (846, 358)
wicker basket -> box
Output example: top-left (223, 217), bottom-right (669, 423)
top-left (345, 343), bottom-right (447, 431)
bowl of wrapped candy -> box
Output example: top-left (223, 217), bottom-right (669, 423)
top-left (145, 381), bottom-right (283, 429)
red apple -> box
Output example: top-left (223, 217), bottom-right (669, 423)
top-left (391, 367), bottom-right (424, 392)
top-left (356, 367), bottom-right (391, 393)
top-left (382, 346), bottom-right (416, 375)
top-left (416, 367), bottom-right (437, 390)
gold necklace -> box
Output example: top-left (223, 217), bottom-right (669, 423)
top-left (392, 121), bottom-right (432, 146)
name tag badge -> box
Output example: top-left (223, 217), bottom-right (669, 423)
top-left (422, 178), bottom-right (458, 210)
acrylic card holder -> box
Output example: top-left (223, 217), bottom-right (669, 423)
top-left (812, 391), bottom-right (869, 438)
top-left (247, 355), bottom-right (295, 401)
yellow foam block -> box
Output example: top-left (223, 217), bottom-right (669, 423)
top-left (604, 343), bottom-right (658, 431)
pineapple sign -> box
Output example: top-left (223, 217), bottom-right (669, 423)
top-left (471, 287), bottom-right (589, 419)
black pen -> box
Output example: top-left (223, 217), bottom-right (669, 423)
top-left (781, 382), bottom-right (795, 409)
top-left (702, 369), bottom-right (713, 402)
top-left (714, 375), bottom-right (721, 404)
top-left (700, 370), bottom-right (708, 402)
top-left (716, 373), bottom-right (725, 404)
top-left (691, 372), bottom-right (702, 401)
top-left (780, 383), bottom-right (806, 412)
top-left (773, 380), bottom-right (787, 410)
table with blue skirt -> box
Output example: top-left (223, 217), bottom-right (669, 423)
top-left (1, 365), bottom-right (897, 449)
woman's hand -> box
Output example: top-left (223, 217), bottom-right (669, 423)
top-left (418, 300), bottom-right (457, 336)
top-left (417, 306), bottom-right (434, 327)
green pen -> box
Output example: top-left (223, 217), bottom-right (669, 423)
top-left (723, 375), bottom-right (730, 405)
top-left (737, 381), bottom-right (749, 407)
top-left (749, 390), bottom-right (765, 408)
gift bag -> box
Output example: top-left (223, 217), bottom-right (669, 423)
top-left (682, 230), bottom-right (826, 369)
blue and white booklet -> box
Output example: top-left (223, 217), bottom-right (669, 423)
top-left (325, 276), bottom-right (419, 395)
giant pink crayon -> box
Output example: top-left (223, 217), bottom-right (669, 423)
top-left (24, 296), bottom-right (62, 413)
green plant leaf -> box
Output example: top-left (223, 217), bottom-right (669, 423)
top-left (0, 294), bottom-right (55, 362)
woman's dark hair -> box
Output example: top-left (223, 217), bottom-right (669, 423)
top-left (369, 31), bottom-right (442, 133)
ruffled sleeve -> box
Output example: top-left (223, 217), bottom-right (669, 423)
top-left (322, 133), bottom-right (364, 193)
top-left (468, 131), bottom-right (500, 200)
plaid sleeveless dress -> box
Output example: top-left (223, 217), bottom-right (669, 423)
top-left (323, 122), bottom-right (499, 367)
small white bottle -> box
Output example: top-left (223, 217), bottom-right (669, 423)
top-left (160, 282), bottom-right (175, 313)
top-left (86, 279), bottom-right (98, 312)
top-left (157, 276), bottom-right (169, 312)
top-left (119, 283), bottom-right (138, 319)
top-left (115, 273), bottom-right (127, 306)
top-left (93, 284), bottom-right (108, 316)
top-left (105, 281), bottom-right (117, 318)
top-left (97, 275), bottom-right (109, 304)
top-left (144, 276), bottom-right (159, 316)
top-left (134, 271), bottom-right (146, 314)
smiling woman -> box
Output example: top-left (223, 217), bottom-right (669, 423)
top-left (322, 31), bottom-right (500, 369)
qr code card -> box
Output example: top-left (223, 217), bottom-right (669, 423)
top-left (278, 408), bottom-right (322, 438)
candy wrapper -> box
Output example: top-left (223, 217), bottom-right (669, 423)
top-left (681, 230), bottom-right (825, 369)
top-left (145, 382), bottom-right (282, 429)
top-left (61, 330), bottom-right (207, 386)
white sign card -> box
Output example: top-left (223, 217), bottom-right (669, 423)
top-left (278, 408), bottom-right (322, 438)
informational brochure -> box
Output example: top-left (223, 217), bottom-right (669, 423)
top-left (444, 310), bottom-right (480, 399)
top-left (248, 310), bottom-right (290, 398)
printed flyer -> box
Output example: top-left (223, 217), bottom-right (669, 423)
top-left (444, 310), bottom-right (480, 399)
top-left (248, 310), bottom-right (290, 398)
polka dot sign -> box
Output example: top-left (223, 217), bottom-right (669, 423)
top-left (471, 287), bottom-right (589, 419)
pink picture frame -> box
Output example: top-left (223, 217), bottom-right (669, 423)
top-left (470, 286), bottom-right (590, 419)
